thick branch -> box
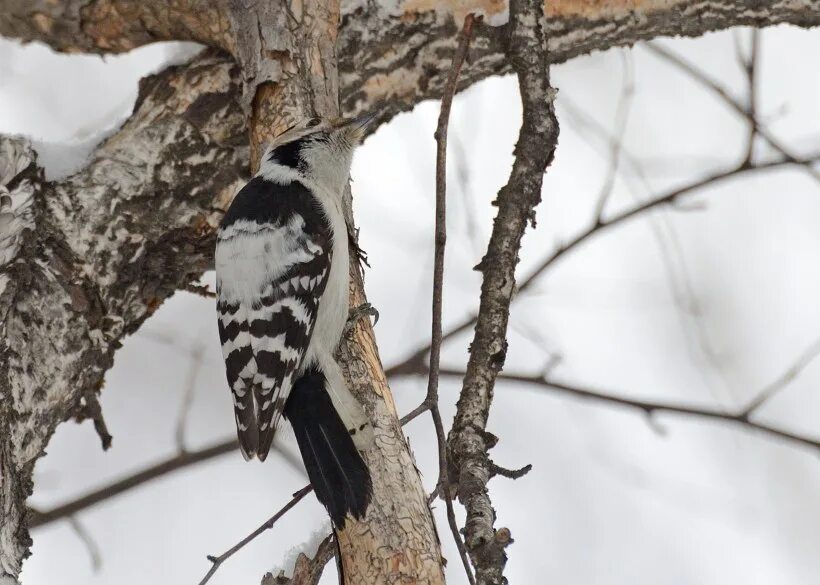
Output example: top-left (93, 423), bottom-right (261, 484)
top-left (446, 1), bottom-right (559, 584)
top-left (3, 1), bottom-right (819, 130)
top-left (0, 51), bottom-right (247, 583)
top-left (0, 0), bottom-right (233, 53)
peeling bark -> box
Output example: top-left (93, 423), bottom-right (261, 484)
top-left (0, 52), bottom-right (247, 583)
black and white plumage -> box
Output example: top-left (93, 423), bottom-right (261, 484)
top-left (215, 115), bottom-right (375, 525)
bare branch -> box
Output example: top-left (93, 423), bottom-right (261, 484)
top-left (387, 155), bottom-right (819, 380)
top-left (262, 534), bottom-right (336, 585)
top-left (740, 29), bottom-right (761, 166)
top-left (184, 283), bottom-right (217, 298)
top-left (73, 389), bottom-right (113, 451)
top-left (741, 336), bottom-right (820, 417)
top-left (591, 51), bottom-right (635, 225)
top-left (446, 1), bottom-right (559, 583)
top-left (66, 516), bottom-right (102, 572)
top-left (488, 462), bottom-right (532, 480)
top-left (199, 485), bottom-right (314, 585)
top-left (175, 343), bottom-right (206, 453)
top-left (28, 438), bottom-right (237, 528)
top-left (396, 367), bottom-right (820, 454)
top-left (427, 14), bottom-right (478, 585)
top-left (442, 369), bottom-right (820, 453)
top-left (643, 41), bottom-right (820, 181)
top-left (0, 0), bottom-right (233, 54)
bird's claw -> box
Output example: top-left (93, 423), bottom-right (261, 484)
top-left (345, 302), bottom-right (379, 336)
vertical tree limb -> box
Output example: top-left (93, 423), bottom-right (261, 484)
top-left (233, 2), bottom-right (446, 583)
top-left (429, 14), bottom-right (478, 585)
top-left (446, 0), bottom-right (559, 583)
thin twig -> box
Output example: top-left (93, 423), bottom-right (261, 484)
top-left (428, 13), bottom-right (477, 585)
top-left (185, 283), bottom-right (217, 298)
top-left (199, 485), bottom-right (314, 585)
top-left (489, 461), bottom-right (532, 480)
top-left (176, 343), bottom-right (206, 453)
top-left (740, 29), bottom-right (760, 166)
top-left (67, 515), bottom-right (102, 572)
top-left (387, 155), bottom-right (819, 379)
top-left (591, 50), bottom-right (634, 225)
top-left (741, 335), bottom-right (820, 417)
top-left (644, 41), bottom-right (820, 182)
top-left (74, 390), bottom-right (113, 451)
top-left (422, 369), bottom-right (820, 453)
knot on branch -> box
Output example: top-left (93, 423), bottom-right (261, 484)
top-left (470, 526), bottom-right (515, 585)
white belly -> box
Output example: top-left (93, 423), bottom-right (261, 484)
top-left (305, 196), bottom-right (349, 362)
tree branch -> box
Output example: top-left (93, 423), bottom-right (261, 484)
top-left (28, 438), bottom-right (237, 528)
top-left (262, 534), bottom-right (336, 585)
top-left (0, 0), bottom-right (233, 54)
top-left (442, 369), bottom-right (820, 453)
top-left (0, 52), bottom-right (247, 581)
top-left (387, 155), bottom-right (820, 379)
top-left (4, 1), bottom-right (820, 131)
top-left (643, 40), bottom-right (820, 181)
top-left (446, 1), bottom-right (559, 583)
top-left (199, 485), bottom-right (314, 585)
top-left (427, 13), bottom-right (478, 585)
top-left (398, 354), bottom-right (820, 455)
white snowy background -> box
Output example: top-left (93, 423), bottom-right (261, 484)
top-left (1, 24), bottom-right (819, 585)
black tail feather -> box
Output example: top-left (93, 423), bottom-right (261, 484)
top-left (284, 366), bottom-right (372, 527)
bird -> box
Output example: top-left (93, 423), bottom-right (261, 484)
top-left (215, 114), bottom-right (375, 526)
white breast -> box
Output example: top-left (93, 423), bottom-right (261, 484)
top-left (305, 189), bottom-right (349, 360)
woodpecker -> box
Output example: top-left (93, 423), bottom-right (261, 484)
top-left (215, 115), bottom-right (375, 526)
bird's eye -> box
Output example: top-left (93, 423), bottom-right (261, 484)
top-left (306, 118), bottom-right (321, 128)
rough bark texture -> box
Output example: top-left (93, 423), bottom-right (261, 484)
top-left (445, 0), bottom-right (559, 583)
top-left (3, 1), bottom-right (819, 125)
top-left (0, 52), bottom-right (248, 582)
top-left (335, 284), bottom-right (445, 583)
top-left (0, 0), bottom-right (233, 53)
top-left (1, 0), bottom-right (819, 583)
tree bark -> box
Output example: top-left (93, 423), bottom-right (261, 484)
top-left (1, 0), bottom-right (819, 583)
top-left (0, 52), bottom-right (248, 583)
top-left (3, 1), bottom-right (819, 124)
top-left (446, 0), bottom-right (559, 583)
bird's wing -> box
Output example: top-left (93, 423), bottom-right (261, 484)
top-left (216, 178), bottom-right (332, 460)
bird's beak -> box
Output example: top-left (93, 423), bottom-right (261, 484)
top-left (344, 111), bottom-right (377, 142)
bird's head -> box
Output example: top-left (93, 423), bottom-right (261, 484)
top-left (259, 114), bottom-right (374, 196)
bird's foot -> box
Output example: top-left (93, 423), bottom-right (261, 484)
top-left (344, 303), bottom-right (379, 336)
